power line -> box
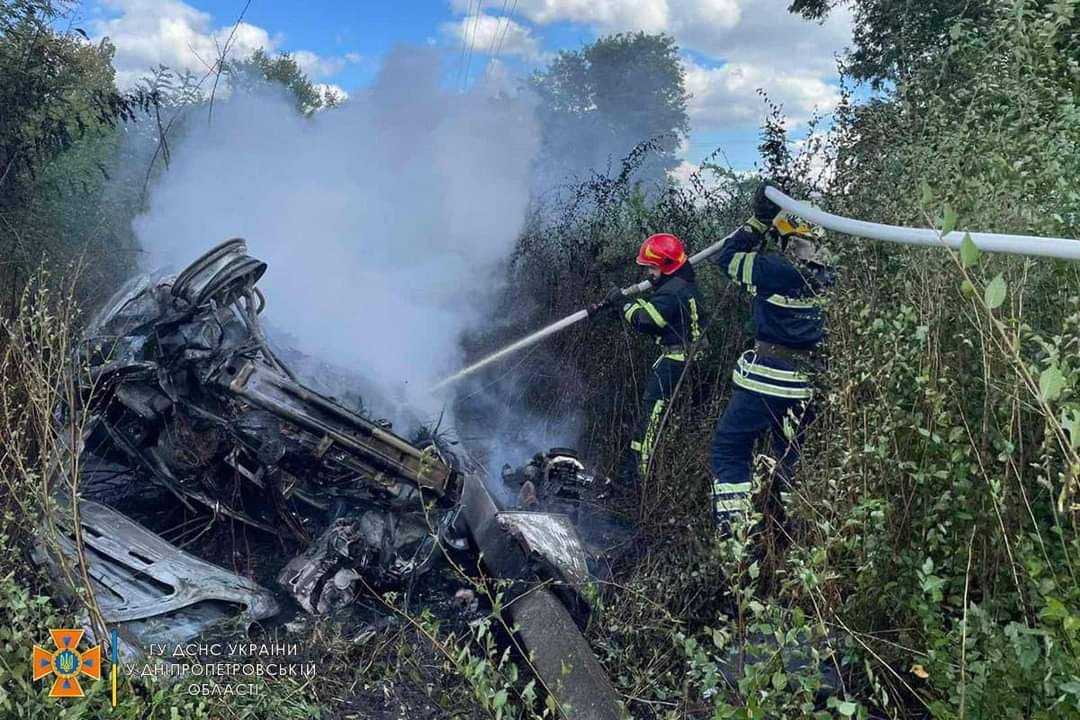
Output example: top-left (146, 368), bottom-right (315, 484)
top-left (455, 0), bottom-right (478, 91)
top-left (485, 0), bottom-right (511, 65)
top-left (462, 0), bottom-right (485, 89)
top-left (491, 0), bottom-right (519, 61)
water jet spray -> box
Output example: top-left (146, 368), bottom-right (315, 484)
top-left (433, 190), bottom-right (1080, 392)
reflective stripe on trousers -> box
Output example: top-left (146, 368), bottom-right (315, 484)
top-left (636, 398), bottom-right (667, 477)
top-left (713, 478), bottom-right (751, 522)
top-left (629, 355), bottom-right (685, 481)
top-left (709, 377), bottom-right (814, 528)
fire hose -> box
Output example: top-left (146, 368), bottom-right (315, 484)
top-left (431, 190), bottom-right (1080, 391)
top-left (765, 186), bottom-right (1080, 261)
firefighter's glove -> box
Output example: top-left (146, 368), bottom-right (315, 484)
top-left (588, 287), bottom-right (626, 318)
top-left (751, 181), bottom-right (782, 225)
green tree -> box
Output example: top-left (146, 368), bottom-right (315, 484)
top-left (0, 0), bottom-right (148, 188)
top-left (788, 0), bottom-right (994, 87)
top-left (827, 1), bottom-right (1080, 235)
top-left (530, 32), bottom-right (689, 190)
top-left (227, 48), bottom-right (327, 115)
top-left (0, 0), bottom-right (152, 316)
top-left (779, 2), bottom-right (1080, 715)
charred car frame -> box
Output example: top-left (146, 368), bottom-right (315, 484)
top-left (35, 239), bottom-right (625, 719)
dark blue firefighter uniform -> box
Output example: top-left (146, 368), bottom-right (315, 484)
top-left (709, 220), bottom-right (831, 529)
top-left (623, 265), bottom-right (706, 482)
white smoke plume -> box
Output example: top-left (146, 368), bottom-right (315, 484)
top-left (134, 48), bottom-right (540, 426)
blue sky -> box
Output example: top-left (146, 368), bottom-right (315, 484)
top-left (84, 0), bottom-right (854, 172)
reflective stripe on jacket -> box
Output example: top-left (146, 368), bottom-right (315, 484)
top-left (623, 268), bottom-right (706, 354)
top-left (715, 224), bottom-right (830, 350)
top-left (730, 350), bottom-right (812, 400)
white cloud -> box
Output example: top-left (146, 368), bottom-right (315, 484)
top-left (292, 50), bottom-right (346, 79)
top-left (448, 0), bottom-right (851, 133)
top-left (683, 59), bottom-right (840, 129)
top-left (452, 0), bottom-right (847, 70)
top-left (681, 0), bottom-right (849, 73)
top-left (507, 0), bottom-right (669, 32)
top-left (669, 0), bottom-right (742, 41)
top-left (468, 0), bottom-right (674, 33)
top-left (441, 13), bottom-right (543, 59)
top-left (93, 0), bottom-right (347, 88)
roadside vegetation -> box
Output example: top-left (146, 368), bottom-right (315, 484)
top-left (2, 1), bottom-right (1078, 719)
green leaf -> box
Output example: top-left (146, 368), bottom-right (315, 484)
top-left (1062, 409), bottom-right (1080, 449)
top-left (960, 233), bottom-right (979, 268)
top-left (772, 671), bottom-right (787, 691)
top-left (712, 628), bottom-right (725, 648)
top-left (960, 279), bottom-right (976, 298)
top-left (1040, 597), bottom-right (1069, 623)
top-left (493, 689), bottom-right (508, 709)
top-left (837, 701), bottom-right (858, 716)
top-left (942, 206), bottom-right (957, 236)
top-left (1039, 365), bottom-right (1066, 402)
top-left (984, 274), bottom-right (1007, 309)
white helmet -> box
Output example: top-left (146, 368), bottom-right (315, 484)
top-left (773, 213), bottom-right (832, 266)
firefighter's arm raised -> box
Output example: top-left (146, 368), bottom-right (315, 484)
top-left (715, 221), bottom-right (803, 295)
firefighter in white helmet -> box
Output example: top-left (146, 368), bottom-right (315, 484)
top-left (709, 181), bottom-right (833, 539)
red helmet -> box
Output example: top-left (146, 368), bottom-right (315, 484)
top-left (636, 233), bottom-right (687, 275)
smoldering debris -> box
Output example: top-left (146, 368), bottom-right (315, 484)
top-left (36, 240), bottom-right (630, 719)
top-left (46, 240), bottom-right (461, 646)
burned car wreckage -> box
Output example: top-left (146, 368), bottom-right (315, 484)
top-left (37, 239), bottom-right (626, 718)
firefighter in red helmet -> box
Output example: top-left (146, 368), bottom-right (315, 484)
top-left (591, 233), bottom-right (707, 486)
